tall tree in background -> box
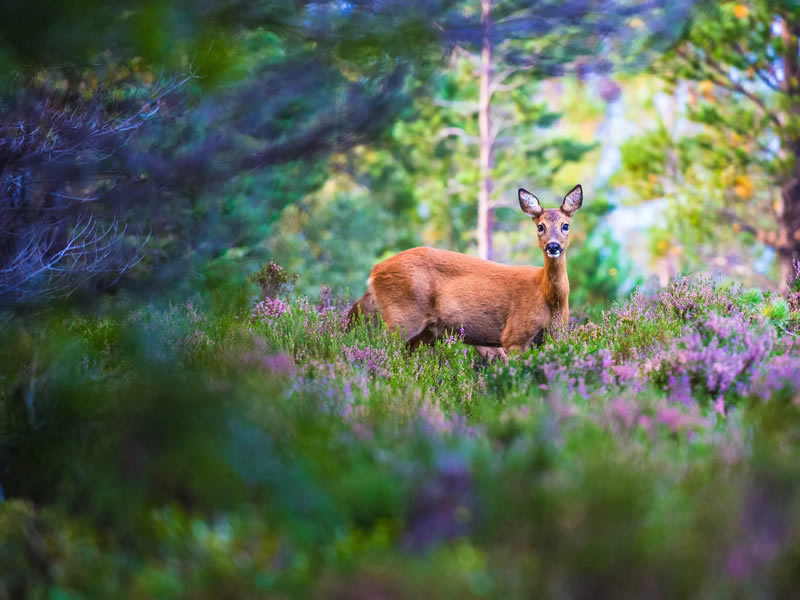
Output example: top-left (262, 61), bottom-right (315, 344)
top-left (0, 0), bottom-right (693, 304)
top-left (265, 0), bottom-right (692, 300)
top-left (478, 0), bottom-right (494, 259)
top-left (618, 1), bottom-right (800, 286)
top-left (441, 0), bottom-right (693, 260)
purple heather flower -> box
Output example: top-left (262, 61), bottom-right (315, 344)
top-left (609, 397), bottom-right (636, 429)
top-left (637, 415), bottom-right (653, 433)
top-left (351, 423), bottom-right (373, 441)
top-left (714, 396), bottom-right (726, 417)
top-left (416, 400), bottom-right (477, 437)
top-left (342, 343), bottom-right (390, 378)
top-left (404, 452), bottom-right (477, 551)
top-left (251, 297), bottom-right (290, 322)
top-left (262, 352), bottom-right (296, 376)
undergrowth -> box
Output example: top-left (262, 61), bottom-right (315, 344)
top-left (1, 276), bottom-right (800, 598)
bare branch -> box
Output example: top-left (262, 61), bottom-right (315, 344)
top-left (488, 67), bottom-right (520, 98)
top-left (719, 209), bottom-right (779, 248)
top-left (436, 127), bottom-right (478, 144)
top-left (433, 98), bottom-right (479, 114)
top-left (732, 43), bottom-right (782, 92)
top-left (490, 78), bottom-right (525, 96)
top-left (491, 116), bottom-right (511, 140)
top-left (676, 47), bottom-right (782, 130)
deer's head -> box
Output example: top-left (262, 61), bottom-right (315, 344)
top-left (518, 185), bottom-right (583, 259)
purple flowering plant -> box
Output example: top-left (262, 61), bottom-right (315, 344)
top-left (6, 266), bottom-right (800, 598)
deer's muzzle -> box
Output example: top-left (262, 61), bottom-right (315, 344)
top-left (545, 242), bottom-right (562, 258)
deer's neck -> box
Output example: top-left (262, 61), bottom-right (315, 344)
top-left (541, 255), bottom-right (569, 309)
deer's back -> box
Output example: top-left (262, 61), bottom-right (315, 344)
top-left (369, 247), bottom-right (543, 342)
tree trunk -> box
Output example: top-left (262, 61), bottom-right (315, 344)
top-left (779, 164), bottom-right (800, 290)
top-left (778, 19), bottom-right (800, 291)
top-left (477, 0), bottom-right (493, 261)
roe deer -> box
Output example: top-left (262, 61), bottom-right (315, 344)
top-left (347, 185), bottom-right (583, 355)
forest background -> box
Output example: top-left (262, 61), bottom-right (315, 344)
top-left (4, 0), bottom-right (795, 312)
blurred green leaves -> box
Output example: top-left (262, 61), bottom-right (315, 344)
top-left (615, 0), bottom-right (800, 281)
top-left (4, 280), bottom-right (800, 597)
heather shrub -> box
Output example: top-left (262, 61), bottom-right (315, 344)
top-left (250, 261), bottom-right (299, 300)
top-left (2, 276), bottom-right (800, 598)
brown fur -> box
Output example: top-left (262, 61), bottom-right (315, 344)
top-left (349, 185), bottom-right (583, 355)
top-left (347, 288), bottom-right (380, 326)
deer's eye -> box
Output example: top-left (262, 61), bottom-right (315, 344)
top-left (562, 223), bottom-right (569, 232)
top-left (537, 223), bottom-right (545, 233)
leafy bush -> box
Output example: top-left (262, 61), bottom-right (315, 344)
top-left (2, 277), bottom-right (800, 598)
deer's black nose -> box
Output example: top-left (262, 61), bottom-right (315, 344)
top-left (545, 242), bottom-right (562, 256)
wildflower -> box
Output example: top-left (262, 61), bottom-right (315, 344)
top-left (609, 397), bottom-right (637, 429)
top-left (637, 415), bottom-right (653, 433)
top-left (263, 353), bottom-right (295, 377)
top-left (342, 343), bottom-right (390, 378)
top-left (183, 330), bottom-right (213, 352)
top-left (655, 404), bottom-right (710, 435)
top-left (184, 300), bottom-right (203, 323)
top-left (251, 297), bottom-right (290, 322)
top-left (404, 452), bottom-right (476, 550)
top-left (351, 423), bottom-right (373, 441)
top-left (443, 327), bottom-right (466, 345)
top-left (416, 400), bottom-right (476, 436)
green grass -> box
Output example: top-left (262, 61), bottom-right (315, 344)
top-left (1, 278), bottom-right (800, 598)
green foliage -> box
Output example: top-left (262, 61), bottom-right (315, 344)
top-left (268, 52), bottom-right (628, 310)
top-left (266, 189), bottom-right (399, 298)
top-left (739, 287), bottom-right (765, 308)
top-left (617, 127), bottom-right (671, 198)
top-left (616, 0), bottom-right (800, 280)
top-left (763, 297), bottom-right (791, 327)
top-left (569, 230), bottom-right (635, 310)
top-left (3, 278), bottom-right (800, 597)
top-left (394, 58), bottom-right (598, 252)
top-left (0, 0), bottom-right (639, 310)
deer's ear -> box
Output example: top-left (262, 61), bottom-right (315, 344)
top-left (519, 188), bottom-right (543, 218)
top-left (560, 184), bottom-right (583, 216)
